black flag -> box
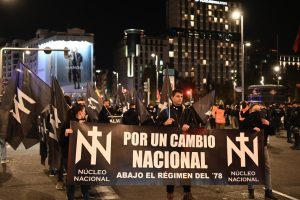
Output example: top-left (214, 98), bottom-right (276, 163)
top-left (192, 90), bottom-right (215, 123)
top-left (48, 77), bottom-right (69, 142)
top-left (0, 63), bottom-right (51, 149)
top-left (46, 77), bottom-right (69, 168)
top-left (85, 82), bottom-right (101, 121)
top-left (159, 69), bottom-right (172, 110)
top-left (135, 94), bottom-right (152, 125)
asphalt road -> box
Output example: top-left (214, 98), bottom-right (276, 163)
top-left (0, 130), bottom-right (299, 200)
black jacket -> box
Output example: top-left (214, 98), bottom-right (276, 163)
top-left (98, 106), bottom-right (111, 123)
top-left (122, 108), bottom-right (140, 125)
top-left (156, 104), bottom-right (198, 129)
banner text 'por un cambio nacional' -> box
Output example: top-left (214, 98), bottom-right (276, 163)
top-left (67, 122), bottom-right (265, 185)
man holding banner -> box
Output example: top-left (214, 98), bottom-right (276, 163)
top-left (156, 89), bottom-right (197, 200)
top-left (61, 104), bottom-right (90, 200)
top-left (243, 104), bottom-right (278, 200)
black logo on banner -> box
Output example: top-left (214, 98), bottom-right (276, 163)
top-left (75, 126), bottom-right (112, 165)
top-left (227, 132), bottom-right (258, 167)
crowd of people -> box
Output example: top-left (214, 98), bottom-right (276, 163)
top-left (1, 88), bottom-right (299, 200)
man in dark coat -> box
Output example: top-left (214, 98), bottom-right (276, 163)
top-left (98, 100), bottom-right (111, 123)
top-left (156, 89), bottom-right (196, 200)
top-left (122, 103), bottom-right (139, 125)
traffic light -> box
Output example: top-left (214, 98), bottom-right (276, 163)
top-left (143, 81), bottom-right (148, 92)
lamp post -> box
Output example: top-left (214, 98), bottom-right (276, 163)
top-left (232, 10), bottom-right (244, 101)
top-left (151, 53), bottom-right (159, 103)
top-left (113, 71), bottom-right (119, 103)
top-left (231, 69), bottom-right (237, 104)
top-left (273, 66), bottom-right (281, 85)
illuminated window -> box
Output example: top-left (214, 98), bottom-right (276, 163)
top-left (190, 21), bottom-right (195, 27)
top-left (214, 17), bottom-right (218, 22)
top-left (191, 2), bottom-right (194, 7)
top-left (225, 24), bottom-right (229, 30)
top-left (208, 11), bottom-right (212, 16)
top-left (190, 15), bottom-right (194, 20)
top-left (225, 6), bottom-right (228, 11)
top-left (203, 59), bottom-right (207, 65)
top-left (225, 60), bottom-right (229, 66)
top-left (208, 5), bottom-right (212, 9)
top-left (231, 43), bottom-right (234, 48)
top-left (169, 51), bottom-right (174, 58)
top-left (169, 38), bottom-right (174, 44)
top-left (197, 10), bottom-right (200, 15)
top-left (191, 72), bottom-right (195, 77)
top-left (185, 72), bottom-right (189, 77)
top-left (184, 14), bottom-right (188, 19)
top-left (220, 18), bottom-right (223, 23)
top-left (185, 52), bottom-right (189, 58)
top-left (236, 20), bottom-right (240, 25)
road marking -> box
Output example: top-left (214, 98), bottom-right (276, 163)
top-left (272, 189), bottom-right (299, 200)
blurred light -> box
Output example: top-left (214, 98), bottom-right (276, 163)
top-left (231, 10), bottom-right (241, 19)
top-left (245, 42), bottom-right (251, 47)
top-left (273, 66), bottom-right (280, 72)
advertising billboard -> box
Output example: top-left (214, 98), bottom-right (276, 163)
top-left (37, 40), bottom-right (93, 92)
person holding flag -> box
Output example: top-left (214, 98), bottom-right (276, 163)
top-left (60, 103), bottom-right (90, 200)
top-left (156, 89), bottom-right (197, 200)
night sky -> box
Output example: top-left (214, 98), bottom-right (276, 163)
top-left (0, 0), bottom-right (299, 69)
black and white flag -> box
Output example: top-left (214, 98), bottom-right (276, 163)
top-left (0, 63), bottom-right (51, 149)
top-left (85, 82), bottom-right (101, 121)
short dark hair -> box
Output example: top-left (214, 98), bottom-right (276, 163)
top-left (241, 101), bottom-right (248, 109)
top-left (64, 95), bottom-right (72, 106)
top-left (171, 89), bottom-right (183, 97)
top-left (129, 103), bottom-right (135, 108)
top-left (71, 104), bottom-right (85, 119)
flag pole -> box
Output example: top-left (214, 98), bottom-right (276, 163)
top-left (166, 64), bottom-right (171, 119)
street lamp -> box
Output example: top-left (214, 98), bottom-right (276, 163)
top-left (151, 53), bottom-right (159, 103)
top-left (273, 66), bottom-right (281, 85)
top-left (113, 71), bottom-right (119, 102)
top-left (232, 10), bottom-right (245, 101)
top-left (22, 50), bottom-right (31, 63)
top-left (231, 69), bottom-right (237, 104)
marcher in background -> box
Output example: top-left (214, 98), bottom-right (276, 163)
top-left (215, 104), bottom-right (226, 129)
top-left (243, 104), bottom-right (278, 200)
top-left (284, 103), bottom-right (293, 143)
top-left (290, 101), bottom-right (300, 150)
top-left (156, 89), bottom-right (196, 200)
top-left (0, 103), bottom-right (8, 173)
top-left (98, 99), bottom-right (111, 123)
top-left (271, 104), bottom-right (284, 136)
top-left (230, 104), bottom-right (239, 129)
top-left (239, 100), bottom-right (250, 129)
top-left (209, 104), bottom-right (218, 129)
top-left (122, 103), bottom-right (139, 125)
top-left (0, 137), bottom-right (7, 173)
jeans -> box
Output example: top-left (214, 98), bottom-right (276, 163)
top-left (248, 146), bottom-right (272, 190)
top-left (0, 138), bottom-right (7, 163)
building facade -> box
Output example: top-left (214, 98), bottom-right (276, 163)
top-left (166, 0), bottom-right (242, 89)
top-left (115, 33), bottom-right (168, 100)
top-left (2, 28), bottom-right (94, 94)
